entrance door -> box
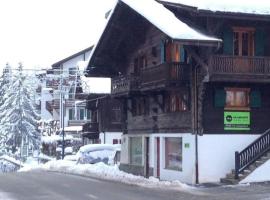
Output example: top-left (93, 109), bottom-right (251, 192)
top-left (145, 137), bottom-right (150, 178)
top-left (156, 137), bottom-right (160, 178)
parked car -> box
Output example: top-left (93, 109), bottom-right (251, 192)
top-left (76, 144), bottom-right (121, 165)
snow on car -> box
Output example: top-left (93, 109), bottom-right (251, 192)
top-left (76, 144), bottom-right (120, 165)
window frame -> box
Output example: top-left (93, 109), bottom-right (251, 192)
top-left (225, 87), bottom-right (250, 110)
top-left (164, 137), bottom-right (182, 171)
top-left (232, 27), bottom-right (255, 56)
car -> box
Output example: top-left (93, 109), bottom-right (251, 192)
top-left (76, 144), bottom-right (121, 165)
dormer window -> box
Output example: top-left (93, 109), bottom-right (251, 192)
top-left (233, 27), bottom-right (254, 56)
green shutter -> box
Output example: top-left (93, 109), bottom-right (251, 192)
top-left (250, 90), bottom-right (261, 108)
top-left (69, 109), bottom-right (73, 120)
top-left (160, 40), bottom-right (166, 63)
top-left (215, 89), bottom-right (226, 107)
top-left (223, 28), bottom-right (233, 55)
top-left (180, 45), bottom-right (185, 63)
top-left (255, 29), bottom-right (265, 56)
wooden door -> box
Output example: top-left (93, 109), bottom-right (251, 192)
top-left (156, 137), bottom-right (160, 178)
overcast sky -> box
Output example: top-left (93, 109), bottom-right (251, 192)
top-left (0, 0), bottom-right (116, 70)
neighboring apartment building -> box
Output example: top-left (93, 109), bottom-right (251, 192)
top-left (41, 46), bottom-right (93, 139)
top-left (86, 0), bottom-right (270, 184)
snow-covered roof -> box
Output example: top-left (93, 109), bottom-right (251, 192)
top-left (64, 126), bottom-right (82, 132)
top-left (87, 0), bottom-right (221, 70)
top-left (81, 76), bottom-right (111, 94)
top-left (161, 0), bottom-right (270, 15)
top-left (121, 0), bottom-right (221, 42)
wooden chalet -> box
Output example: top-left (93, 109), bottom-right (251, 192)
top-left (86, 0), bottom-right (270, 184)
top-left (82, 94), bottom-right (123, 145)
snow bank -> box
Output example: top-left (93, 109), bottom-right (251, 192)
top-left (0, 155), bottom-right (23, 167)
top-left (19, 160), bottom-right (194, 191)
top-left (240, 160), bottom-right (270, 184)
top-left (41, 134), bottom-right (73, 144)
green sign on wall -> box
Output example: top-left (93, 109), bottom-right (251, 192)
top-left (224, 112), bottom-right (250, 131)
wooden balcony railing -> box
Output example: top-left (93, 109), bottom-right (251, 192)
top-left (141, 62), bottom-right (189, 88)
top-left (111, 75), bottom-right (139, 96)
top-left (209, 55), bottom-right (270, 76)
top-left (82, 122), bottom-right (99, 133)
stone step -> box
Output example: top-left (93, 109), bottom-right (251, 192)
top-left (220, 177), bottom-right (239, 185)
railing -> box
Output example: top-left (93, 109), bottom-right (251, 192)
top-left (46, 101), bottom-right (53, 114)
top-left (52, 99), bottom-right (86, 108)
top-left (82, 122), bottom-right (99, 133)
top-left (209, 55), bottom-right (270, 76)
top-left (235, 128), bottom-right (270, 179)
top-left (141, 62), bottom-right (189, 86)
top-left (111, 75), bottom-right (139, 96)
top-left (68, 120), bottom-right (91, 126)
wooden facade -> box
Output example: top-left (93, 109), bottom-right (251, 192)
top-left (82, 94), bottom-right (122, 140)
top-left (86, 1), bottom-right (270, 136)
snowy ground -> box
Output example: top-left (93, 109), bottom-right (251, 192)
top-left (19, 160), bottom-right (195, 191)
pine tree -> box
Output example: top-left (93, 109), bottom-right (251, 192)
top-left (0, 63), bottom-right (41, 155)
top-left (0, 64), bottom-right (13, 154)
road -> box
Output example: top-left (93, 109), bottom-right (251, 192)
top-left (0, 171), bottom-right (270, 200)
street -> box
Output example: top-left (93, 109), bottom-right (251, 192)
top-left (0, 172), bottom-right (270, 200)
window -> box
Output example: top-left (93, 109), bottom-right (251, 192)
top-left (111, 106), bottom-right (121, 123)
top-left (165, 137), bottom-right (182, 171)
top-left (113, 139), bottom-right (118, 144)
top-left (132, 98), bottom-right (149, 116)
top-left (68, 109), bottom-right (75, 120)
top-left (225, 88), bottom-right (250, 109)
top-left (166, 42), bottom-right (180, 62)
top-left (165, 92), bottom-right (188, 112)
top-left (233, 27), bottom-right (254, 56)
top-left (69, 67), bottom-right (76, 75)
top-left (134, 55), bottom-right (147, 75)
top-left (79, 109), bottom-right (85, 120)
top-left (86, 109), bottom-right (91, 120)
top-left (130, 137), bottom-right (142, 165)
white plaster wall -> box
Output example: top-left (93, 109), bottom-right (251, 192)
top-left (99, 132), bottom-right (122, 144)
top-left (150, 133), bottom-right (195, 184)
top-left (41, 89), bottom-right (53, 120)
top-left (120, 135), bottom-right (129, 164)
top-left (198, 134), bottom-right (259, 183)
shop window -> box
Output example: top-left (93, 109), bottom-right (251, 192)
top-left (225, 88), bottom-right (250, 110)
top-left (165, 137), bottom-right (182, 171)
top-left (233, 27), bottom-right (254, 56)
top-left (165, 92), bottom-right (188, 112)
top-left (130, 137), bottom-right (142, 165)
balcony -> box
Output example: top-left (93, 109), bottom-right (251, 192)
top-left (209, 55), bottom-right (270, 82)
top-left (111, 75), bottom-right (139, 97)
top-left (68, 120), bottom-right (91, 126)
top-left (51, 99), bottom-right (86, 109)
top-left (82, 122), bottom-right (99, 139)
top-left (141, 62), bottom-right (190, 91)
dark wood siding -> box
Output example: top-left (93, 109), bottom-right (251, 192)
top-left (203, 83), bottom-right (270, 134)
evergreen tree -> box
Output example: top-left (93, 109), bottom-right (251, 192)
top-left (0, 64), bottom-right (13, 154)
top-left (0, 63), bottom-right (41, 155)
